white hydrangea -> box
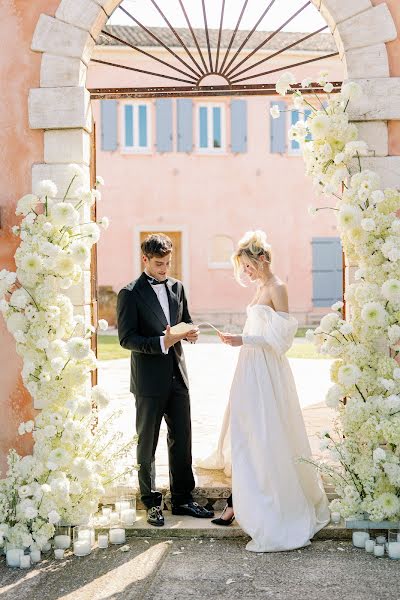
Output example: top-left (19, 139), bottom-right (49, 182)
top-left (338, 364), bottom-right (361, 387)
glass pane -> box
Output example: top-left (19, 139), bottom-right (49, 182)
top-left (125, 105), bottom-right (133, 147)
top-left (199, 106), bottom-right (208, 148)
top-left (213, 107), bottom-right (221, 148)
top-left (138, 105), bottom-right (148, 147)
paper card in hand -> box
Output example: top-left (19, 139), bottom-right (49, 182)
top-left (166, 322), bottom-right (196, 335)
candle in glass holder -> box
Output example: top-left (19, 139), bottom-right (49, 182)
top-left (376, 535), bottom-right (386, 545)
top-left (30, 549), bottom-right (41, 564)
top-left (388, 542), bottom-right (400, 559)
top-left (109, 512), bottom-right (120, 526)
top-left (98, 515), bottom-right (109, 527)
top-left (6, 548), bottom-right (23, 567)
top-left (109, 528), bottom-right (126, 544)
top-left (120, 508), bottom-right (136, 526)
top-left (19, 554), bottom-right (31, 569)
top-left (73, 540), bottom-right (91, 556)
top-left (330, 512), bottom-right (340, 524)
top-left (374, 544), bottom-right (385, 557)
top-left (54, 548), bottom-right (64, 560)
top-left (98, 534), bottom-right (109, 549)
top-left (365, 539), bottom-right (376, 553)
top-left (352, 531), bottom-right (370, 548)
top-left (115, 501), bottom-right (130, 512)
top-left (102, 507), bottom-right (112, 518)
top-left (54, 535), bottom-right (71, 549)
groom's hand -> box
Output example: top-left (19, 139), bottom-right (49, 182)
top-left (164, 325), bottom-right (192, 350)
top-left (185, 328), bottom-right (199, 344)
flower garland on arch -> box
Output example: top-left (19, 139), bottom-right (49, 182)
top-left (274, 71), bottom-right (400, 521)
top-left (0, 167), bottom-right (136, 552)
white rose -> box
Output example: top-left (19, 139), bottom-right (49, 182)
top-left (98, 319), bottom-right (108, 331)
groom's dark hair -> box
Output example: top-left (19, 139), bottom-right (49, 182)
top-left (141, 233), bottom-right (173, 258)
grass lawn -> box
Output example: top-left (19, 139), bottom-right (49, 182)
top-left (98, 335), bottom-right (327, 361)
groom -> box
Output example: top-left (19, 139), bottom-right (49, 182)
top-left (117, 233), bottom-right (214, 526)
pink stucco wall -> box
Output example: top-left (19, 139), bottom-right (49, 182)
top-left (88, 52), bottom-right (344, 319)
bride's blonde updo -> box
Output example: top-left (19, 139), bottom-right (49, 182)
top-left (232, 230), bottom-right (272, 284)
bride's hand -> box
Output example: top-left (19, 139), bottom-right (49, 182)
top-left (220, 333), bottom-right (243, 347)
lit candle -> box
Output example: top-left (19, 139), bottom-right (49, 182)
top-left (352, 531), bottom-right (370, 548)
top-left (120, 508), bottom-right (136, 526)
top-left (374, 544), bottom-right (385, 557)
top-left (73, 540), bottom-right (91, 557)
top-left (109, 528), bottom-right (126, 544)
top-left (30, 549), bottom-right (41, 564)
top-left (388, 542), bottom-right (400, 559)
top-left (54, 534), bottom-right (71, 549)
top-left (54, 548), bottom-right (65, 560)
top-left (330, 512), bottom-right (340, 524)
top-left (109, 512), bottom-right (120, 525)
top-left (19, 554), bottom-right (31, 569)
top-left (102, 507), bottom-right (112, 517)
top-left (365, 539), bottom-right (376, 553)
top-left (6, 548), bottom-right (23, 567)
top-left (115, 501), bottom-right (130, 512)
top-left (98, 534), bottom-right (109, 549)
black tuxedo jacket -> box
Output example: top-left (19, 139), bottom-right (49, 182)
top-left (117, 272), bottom-right (192, 397)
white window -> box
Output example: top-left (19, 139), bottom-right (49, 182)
top-left (288, 108), bottom-right (312, 155)
top-left (209, 235), bottom-right (234, 268)
top-left (121, 102), bottom-right (151, 153)
top-left (196, 104), bottom-right (225, 153)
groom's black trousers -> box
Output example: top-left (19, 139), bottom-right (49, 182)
top-left (135, 365), bottom-right (195, 509)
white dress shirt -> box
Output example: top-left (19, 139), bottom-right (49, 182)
top-left (145, 271), bottom-right (170, 354)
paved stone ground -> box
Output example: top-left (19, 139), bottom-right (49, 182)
top-left (98, 340), bottom-right (334, 488)
top-left (1, 538), bottom-right (398, 600)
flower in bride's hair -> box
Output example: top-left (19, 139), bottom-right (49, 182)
top-left (270, 105), bottom-right (280, 119)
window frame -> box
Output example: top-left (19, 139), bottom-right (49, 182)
top-left (196, 103), bottom-right (226, 154)
top-left (120, 100), bottom-right (152, 154)
top-left (208, 234), bottom-right (234, 269)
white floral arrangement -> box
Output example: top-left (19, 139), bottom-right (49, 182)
top-left (273, 72), bottom-right (400, 521)
top-left (0, 168), bottom-right (136, 554)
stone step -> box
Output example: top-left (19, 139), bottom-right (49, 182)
top-left (117, 511), bottom-right (352, 541)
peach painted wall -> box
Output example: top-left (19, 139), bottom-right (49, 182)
top-left (0, 0), bottom-right (59, 470)
top-left (88, 49), bottom-right (343, 318)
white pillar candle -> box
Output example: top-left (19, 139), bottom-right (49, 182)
top-left (98, 534), bottom-right (109, 549)
top-left (120, 509), bottom-right (136, 526)
top-left (109, 528), bottom-right (126, 544)
top-left (30, 549), bottom-right (41, 564)
top-left (115, 501), bottom-right (130, 512)
top-left (365, 539), bottom-right (376, 553)
top-left (42, 542), bottom-right (51, 552)
top-left (102, 507), bottom-right (112, 517)
top-left (6, 548), bottom-right (23, 567)
top-left (54, 535), bottom-right (71, 549)
top-left (54, 548), bottom-right (65, 560)
top-left (352, 531), bottom-right (370, 548)
top-left (73, 540), bottom-right (92, 557)
top-left (376, 535), bottom-right (386, 545)
top-left (109, 512), bottom-right (120, 525)
top-left (388, 542), bottom-right (400, 559)
top-left (98, 515), bottom-right (109, 527)
top-left (19, 554), bottom-right (31, 569)
top-left (77, 529), bottom-right (95, 545)
top-left (330, 512), bottom-right (340, 524)
top-left (397, 533), bottom-right (400, 543)
top-left (374, 544), bottom-right (385, 557)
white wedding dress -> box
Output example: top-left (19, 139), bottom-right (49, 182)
top-left (198, 304), bottom-right (330, 552)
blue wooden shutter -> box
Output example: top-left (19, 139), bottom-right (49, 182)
top-left (156, 99), bottom-right (173, 152)
top-left (101, 99), bottom-right (118, 151)
top-left (312, 237), bottom-right (343, 307)
top-left (231, 99), bottom-right (247, 153)
top-left (270, 100), bottom-right (286, 154)
top-left (177, 99), bottom-right (193, 152)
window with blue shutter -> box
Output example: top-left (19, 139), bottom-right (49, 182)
top-left (197, 104), bottom-right (225, 152)
top-left (121, 102), bottom-right (151, 152)
top-left (101, 99), bottom-right (118, 152)
top-left (270, 100), bottom-right (287, 154)
top-left (231, 99), bottom-right (247, 153)
top-left (156, 99), bottom-right (173, 153)
top-left (290, 108), bottom-right (312, 153)
top-left (312, 237), bottom-right (343, 307)
top-left (177, 98), bottom-right (193, 153)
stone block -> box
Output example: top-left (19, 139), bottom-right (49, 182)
top-left (31, 14), bottom-right (95, 65)
top-left (29, 87), bottom-right (92, 131)
top-left (345, 518), bottom-right (400, 530)
top-left (347, 78), bottom-right (400, 121)
top-left (55, 0), bottom-right (107, 38)
top-left (91, 0), bottom-right (121, 17)
top-left (350, 156), bottom-right (400, 189)
top-left (343, 44), bottom-right (389, 80)
top-left (44, 129), bottom-right (91, 165)
top-left (40, 54), bottom-right (87, 88)
top-left (32, 163), bottom-right (90, 200)
top-left (320, 0), bottom-right (371, 31)
top-left (355, 122), bottom-right (388, 157)
top-left (64, 270), bottom-right (92, 305)
top-left (335, 4), bottom-right (397, 55)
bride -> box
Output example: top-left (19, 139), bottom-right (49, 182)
top-left (199, 230), bottom-right (330, 552)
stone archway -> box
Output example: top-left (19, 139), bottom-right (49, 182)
top-left (28, 0), bottom-right (400, 409)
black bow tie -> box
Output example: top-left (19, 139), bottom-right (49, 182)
top-left (146, 274), bottom-right (168, 286)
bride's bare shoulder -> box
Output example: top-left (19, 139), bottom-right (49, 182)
top-left (270, 278), bottom-right (289, 311)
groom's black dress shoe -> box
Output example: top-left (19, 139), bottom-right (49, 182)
top-left (171, 501), bottom-right (214, 518)
top-left (147, 506), bottom-right (165, 527)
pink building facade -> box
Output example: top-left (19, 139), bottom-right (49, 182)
top-left (88, 28), bottom-right (344, 325)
